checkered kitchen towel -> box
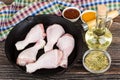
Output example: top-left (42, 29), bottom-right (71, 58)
top-left (0, 0), bottom-right (120, 41)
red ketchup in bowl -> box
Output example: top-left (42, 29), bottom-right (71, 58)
top-left (62, 7), bottom-right (81, 22)
top-left (64, 8), bottom-right (80, 19)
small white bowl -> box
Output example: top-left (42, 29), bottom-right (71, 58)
top-left (83, 49), bottom-right (111, 74)
top-left (62, 7), bottom-right (81, 22)
top-left (81, 10), bottom-right (96, 23)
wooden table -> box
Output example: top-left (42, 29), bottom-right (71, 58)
top-left (0, 17), bottom-right (120, 80)
top-left (0, 1), bottom-right (120, 79)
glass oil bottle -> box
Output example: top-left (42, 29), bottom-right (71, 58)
top-left (85, 5), bottom-right (112, 50)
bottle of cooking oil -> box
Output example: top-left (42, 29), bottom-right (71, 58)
top-left (85, 5), bottom-right (112, 50)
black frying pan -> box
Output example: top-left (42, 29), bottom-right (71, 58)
top-left (5, 14), bottom-right (86, 75)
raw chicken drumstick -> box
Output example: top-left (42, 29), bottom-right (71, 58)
top-left (15, 23), bottom-right (46, 50)
top-left (17, 39), bottom-right (46, 66)
top-left (44, 24), bottom-right (65, 52)
top-left (57, 33), bottom-right (75, 68)
top-left (26, 49), bottom-right (63, 73)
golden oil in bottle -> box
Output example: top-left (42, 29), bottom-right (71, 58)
top-left (85, 5), bottom-right (112, 50)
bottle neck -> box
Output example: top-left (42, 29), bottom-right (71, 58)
top-left (96, 15), bottom-right (107, 29)
top-left (93, 14), bottom-right (107, 36)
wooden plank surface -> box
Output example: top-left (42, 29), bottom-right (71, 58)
top-left (0, 17), bottom-right (120, 80)
top-left (0, 0), bottom-right (120, 79)
top-left (0, 0), bottom-right (13, 5)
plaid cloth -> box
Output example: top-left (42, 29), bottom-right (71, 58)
top-left (0, 0), bottom-right (120, 41)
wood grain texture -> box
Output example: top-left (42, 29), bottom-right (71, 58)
top-left (0, 0), bottom-right (120, 79)
top-left (0, 17), bottom-right (119, 80)
top-left (0, 0), bottom-right (13, 5)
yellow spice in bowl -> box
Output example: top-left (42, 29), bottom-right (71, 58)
top-left (84, 51), bottom-right (109, 71)
top-left (81, 10), bottom-right (96, 23)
